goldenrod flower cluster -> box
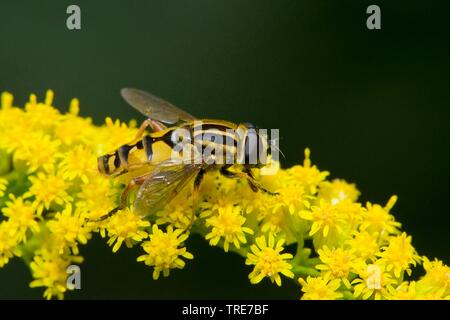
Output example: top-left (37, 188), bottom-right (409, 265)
top-left (0, 90), bottom-right (448, 300)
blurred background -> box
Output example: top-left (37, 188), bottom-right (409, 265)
top-left (0, 0), bottom-right (449, 299)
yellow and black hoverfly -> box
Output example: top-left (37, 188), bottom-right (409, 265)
top-left (97, 88), bottom-right (278, 222)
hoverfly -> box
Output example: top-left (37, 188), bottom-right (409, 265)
top-left (97, 88), bottom-right (277, 223)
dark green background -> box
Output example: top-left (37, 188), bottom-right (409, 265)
top-left (0, 0), bottom-right (449, 299)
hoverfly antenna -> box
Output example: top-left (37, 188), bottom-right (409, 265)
top-left (270, 137), bottom-right (285, 159)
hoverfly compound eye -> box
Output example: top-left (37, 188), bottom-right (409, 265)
top-left (243, 122), bottom-right (256, 130)
top-left (244, 127), bottom-right (259, 165)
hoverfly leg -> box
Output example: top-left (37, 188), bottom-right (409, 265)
top-left (244, 167), bottom-right (278, 196)
top-left (93, 174), bottom-right (150, 222)
top-left (150, 119), bottom-right (167, 132)
top-left (219, 165), bottom-right (234, 178)
top-left (187, 169), bottom-right (206, 230)
top-left (246, 180), bottom-right (259, 193)
top-left (134, 119), bottom-right (151, 139)
top-left (96, 206), bottom-right (121, 222)
top-left (248, 178), bottom-right (278, 196)
top-left (220, 166), bottom-right (278, 196)
top-left (238, 167), bottom-right (258, 192)
top-left (135, 118), bottom-right (167, 139)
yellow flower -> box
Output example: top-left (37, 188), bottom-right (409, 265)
top-left (0, 109), bottom-right (29, 152)
top-left (352, 263), bottom-right (397, 300)
top-left (204, 205), bottom-right (253, 252)
top-left (378, 232), bottom-right (420, 278)
top-left (200, 187), bottom-right (240, 218)
top-left (299, 275), bottom-right (343, 300)
top-left (389, 280), bottom-right (449, 300)
top-left (300, 199), bottom-right (346, 249)
top-left (240, 186), bottom-right (273, 215)
top-left (96, 117), bottom-right (137, 155)
top-left (156, 194), bottom-right (193, 230)
top-left (416, 257), bottom-right (450, 298)
top-left (389, 281), bottom-right (420, 300)
top-left (137, 224), bottom-right (193, 280)
top-left (259, 204), bottom-right (288, 235)
top-left (257, 161), bottom-right (285, 191)
top-left (337, 200), bottom-right (364, 233)
top-left (245, 234), bottom-right (294, 286)
top-left (301, 199), bottom-right (344, 237)
top-left (318, 179), bottom-right (360, 205)
top-left (24, 90), bottom-right (61, 130)
top-left (0, 221), bottom-right (21, 267)
top-left (1, 90), bottom-right (449, 300)
top-left (59, 145), bottom-right (97, 183)
top-left (346, 231), bottom-right (379, 261)
top-left (2, 194), bottom-right (40, 241)
top-left (316, 246), bottom-right (358, 288)
top-left (24, 171), bottom-right (73, 214)
top-left (0, 93), bottom-right (27, 149)
top-left (29, 249), bottom-right (82, 300)
top-left (54, 100), bottom-right (95, 146)
top-left (105, 207), bottom-right (150, 252)
top-left (13, 131), bottom-right (61, 173)
top-left (47, 204), bottom-right (91, 254)
top-left (1, 91), bottom-right (14, 109)
top-left (75, 175), bottom-right (117, 220)
top-left (272, 184), bottom-right (309, 215)
top-left (286, 148), bottom-right (329, 195)
top-left (360, 196), bottom-right (401, 238)
top-left (0, 178), bottom-right (7, 197)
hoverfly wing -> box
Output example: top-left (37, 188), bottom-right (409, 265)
top-left (133, 159), bottom-right (202, 217)
top-left (121, 88), bottom-right (197, 125)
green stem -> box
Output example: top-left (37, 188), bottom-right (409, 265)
top-left (341, 290), bottom-right (354, 300)
top-left (0, 150), bottom-right (12, 175)
top-left (291, 233), bottom-right (304, 266)
top-left (292, 265), bottom-right (320, 277)
top-left (303, 257), bottom-right (321, 267)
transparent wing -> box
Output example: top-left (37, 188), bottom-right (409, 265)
top-left (121, 88), bottom-right (197, 124)
top-left (133, 160), bottom-right (201, 217)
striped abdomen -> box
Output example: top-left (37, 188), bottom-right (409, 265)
top-left (97, 133), bottom-right (165, 176)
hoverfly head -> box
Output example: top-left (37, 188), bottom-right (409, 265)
top-left (242, 122), bottom-right (269, 167)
